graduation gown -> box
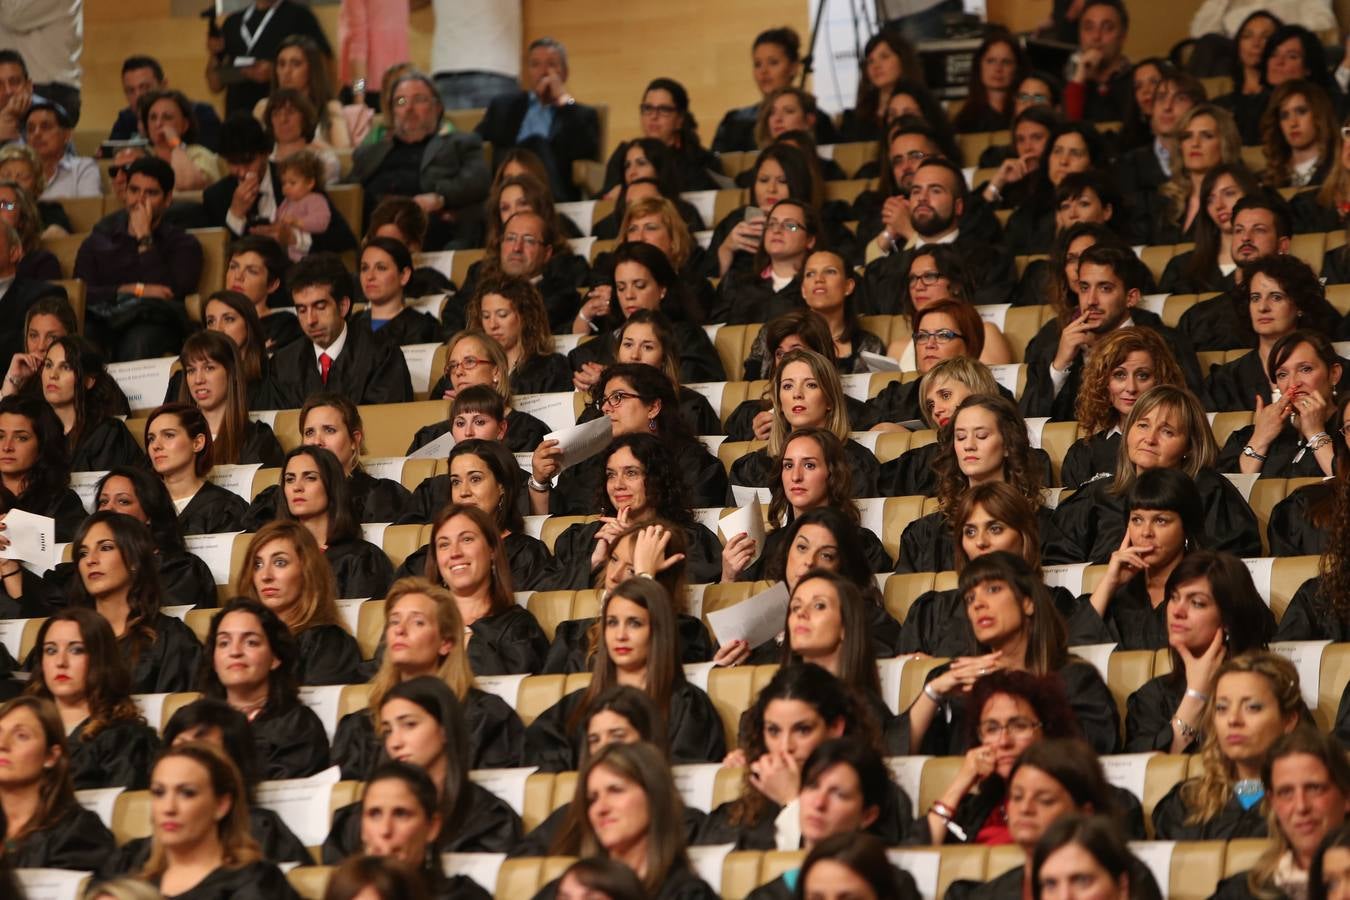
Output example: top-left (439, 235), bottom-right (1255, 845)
top-left (467, 605), bottom-right (549, 675)
top-left (728, 440), bottom-right (879, 501)
top-left (159, 549), bottom-right (220, 608)
top-left (6, 804), bottom-right (116, 871)
top-left (176, 481), bottom-right (248, 535)
top-left (67, 717), bottom-right (160, 790)
top-left (1157, 251), bottom-right (1236, 295)
top-left (523, 681), bottom-right (726, 772)
top-left (549, 440), bottom-right (728, 515)
top-left (541, 614), bottom-right (714, 673)
top-left (325, 537), bottom-right (395, 599)
top-left (124, 613), bottom-right (203, 693)
top-left (1323, 245), bottom-right (1350, 285)
top-left (70, 417), bottom-right (145, 472)
top-left (152, 860), bottom-right (300, 900)
top-left (1176, 288), bottom-right (1253, 354)
top-left (245, 470), bottom-right (412, 529)
top-left (695, 778), bottom-right (920, 849)
top-left (1050, 470), bottom-right (1262, 564)
top-left (711, 269), bottom-right (804, 326)
top-left (897, 506), bottom-right (1075, 574)
top-left (510, 352), bottom-right (573, 395)
top-left (1273, 577), bottom-right (1350, 642)
top-left (1125, 675), bottom-right (1195, 753)
top-left (896, 586), bottom-right (1080, 660)
top-left (406, 407), bottom-right (550, 456)
top-left (511, 802), bottom-right (705, 859)
top-left (903, 659), bottom-right (1120, 756)
top-left (1152, 780), bottom-right (1268, 840)
top-left (233, 419), bottom-right (285, 468)
top-left (856, 233), bottom-right (1015, 314)
top-left (323, 781), bottom-right (522, 862)
top-left (574, 387), bottom-right (723, 445)
top-left (331, 686), bottom-right (525, 779)
top-left (259, 325), bottom-right (414, 409)
top-left (880, 442), bottom-right (1054, 499)
top-left (1266, 482), bottom-right (1332, 558)
top-left (567, 319), bottom-right (727, 385)
top-left (109, 806), bottom-right (309, 874)
top-left (296, 624), bottom-right (364, 685)
top-left (531, 865), bottom-right (718, 900)
top-left (550, 518), bottom-right (722, 589)
top-left (1060, 432), bottom-right (1120, 491)
top-left (261, 311), bottom-right (304, 352)
top-left (6, 486), bottom-right (86, 542)
top-left (251, 702), bottom-right (331, 780)
top-left (349, 306), bottom-right (442, 346)
top-left (1204, 352), bottom-right (1271, 413)
top-left (1218, 423), bottom-right (1343, 480)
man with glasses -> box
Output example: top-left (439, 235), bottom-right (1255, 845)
top-left (259, 252), bottom-right (412, 409)
top-left (860, 156), bottom-right (1015, 313)
top-left (348, 71), bottom-right (489, 251)
top-left (453, 210), bottom-right (587, 334)
top-left (1021, 243), bottom-right (1201, 420)
top-left (1118, 69), bottom-right (1206, 198)
top-left (474, 37), bottom-right (600, 201)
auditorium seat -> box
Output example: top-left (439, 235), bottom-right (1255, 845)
top-left (706, 665), bottom-right (756, 749)
top-left (713, 324), bottom-right (762, 381)
top-left (1269, 555), bottom-right (1319, 622)
top-left (1223, 838), bottom-right (1270, 878)
top-left (1002, 306), bottom-right (1054, 364)
top-left (539, 515), bottom-right (595, 553)
top-left (286, 866), bottom-right (333, 900)
top-left (1209, 412), bottom-right (1254, 449)
top-left (527, 591), bottom-right (576, 642)
top-left (516, 674), bottom-right (566, 726)
top-left (722, 850), bottom-right (765, 900)
top-left (824, 178), bottom-right (873, 204)
top-left (111, 788), bottom-right (151, 844)
top-left (717, 439), bottom-right (764, 476)
top-left (497, 858), bottom-right (547, 900)
top-left (1141, 754), bottom-right (1190, 834)
top-left (522, 770), bottom-right (556, 831)
top-left (879, 495), bottom-right (928, 559)
top-left (184, 609), bottom-right (214, 644)
top-left (1039, 421), bottom-right (1081, 484)
top-left (882, 572), bottom-right (935, 625)
top-left (1315, 643), bottom-right (1350, 733)
top-left (379, 523), bottom-right (428, 569)
top-left (1105, 650), bottom-right (1156, 727)
top-left (1168, 840), bottom-right (1228, 900)
top-left (355, 599), bottom-right (384, 659)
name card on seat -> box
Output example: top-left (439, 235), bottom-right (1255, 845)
top-left (442, 853), bottom-right (508, 895)
top-left (298, 684), bottom-right (348, 742)
top-left (401, 342), bottom-right (442, 394)
top-left (107, 357), bottom-right (176, 412)
top-left (673, 762), bottom-right (722, 812)
top-left (206, 463), bottom-right (263, 500)
top-left (1101, 752), bottom-right (1155, 803)
top-left (70, 471), bottom-right (107, 513)
top-left (255, 766), bottom-right (343, 848)
top-left (468, 766), bottom-right (539, 816)
top-left (15, 869), bottom-right (91, 900)
top-left (1070, 643), bottom-right (1117, 685)
top-left (688, 844), bottom-right (736, 894)
top-left (476, 673), bottom-right (531, 710)
top-left (1043, 563), bottom-right (1090, 596)
top-left (888, 850), bottom-right (941, 900)
top-left (184, 532), bottom-right (243, 584)
top-left (1270, 640), bottom-right (1333, 709)
top-left (74, 787), bottom-right (124, 829)
top-left (1127, 841), bottom-right (1176, 899)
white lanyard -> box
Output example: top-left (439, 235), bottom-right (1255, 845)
top-left (239, 1), bottom-right (281, 54)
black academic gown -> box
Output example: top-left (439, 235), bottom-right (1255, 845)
top-left (1274, 577), bottom-right (1350, 642)
top-left (1152, 779), bottom-right (1268, 840)
top-left (67, 717), bottom-right (160, 789)
top-left (550, 518), bottom-right (722, 589)
top-left (1050, 470), bottom-right (1262, 564)
top-left (176, 481), bottom-right (248, 535)
top-left (70, 417), bottom-right (145, 472)
top-left (880, 442), bottom-right (1053, 499)
top-left (232, 419), bottom-right (285, 468)
top-left (711, 269), bottom-right (804, 327)
top-left (531, 865), bottom-right (718, 900)
top-left (897, 585), bottom-right (1080, 660)
top-left (1322, 245), bottom-right (1350, 286)
top-left (158, 550), bottom-right (219, 608)
top-left (260, 325), bottom-right (414, 408)
top-left (1176, 287), bottom-right (1253, 354)
top-left (903, 658), bottom-right (1120, 756)
top-left (152, 860), bottom-right (300, 900)
top-left (1158, 251), bottom-right (1237, 295)
top-left (511, 353), bottom-right (574, 395)
top-left (858, 234), bottom-right (1016, 314)
top-left (523, 681), bottom-right (726, 772)
top-left (1125, 675), bottom-right (1195, 753)
top-left (1204, 352), bottom-right (1270, 413)
top-left (245, 470), bottom-right (411, 529)
top-left (323, 781), bottom-right (522, 862)
top-left (6, 804), bottom-right (115, 871)
top-left (550, 440), bottom-right (728, 515)
top-left (1218, 423), bottom-right (1344, 480)
top-left (325, 537), bottom-right (395, 599)
top-left (542, 614), bottom-right (713, 673)
top-left (108, 806), bottom-right (309, 873)
top-left (728, 440), bottom-right (879, 501)
top-left (261, 312), bottom-right (304, 353)
top-left (749, 866), bottom-right (919, 900)
top-left (124, 613), bottom-right (203, 693)
top-left (574, 388), bottom-right (722, 445)
top-left (349, 306), bottom-right (442, 346)
top-left (331, 686), bottom-right (525, 779)
top-left (467, 605), bottom-right (550, 676)
top-left (567, 320), bottom-right (726, 385)
top-left (695, 777), bottom-right (920, 849)
top-left (1060, 432), bottom-right (1121, 490)
top-left (296, 624), bottom-right (364, 685)
top-left (1267, 482), bottom-right (1333, 558)
top-left (897, 506), bottom-right (1074, 574)
top-left (251, 702), bottom-right (331, 780)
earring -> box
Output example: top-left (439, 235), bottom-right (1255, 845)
top-left (648, 418), bottom-right (657, 432)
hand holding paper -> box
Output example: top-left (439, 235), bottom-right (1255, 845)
top-left (707, 581), bottom-right (789, 649)
top-left (545, 417), bottom-right (613, 471)
top-left (408, 429), bottom-right (456, 460)
top-left (860, 351), bottom-right (902, 372)
top-left (0, 509), bottom-right (57, 572)
top-left (718, 495), bottom-right (766, 566)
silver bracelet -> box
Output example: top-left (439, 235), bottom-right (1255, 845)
top-left (1241, 444), bottom-right (1267, 462)
top-left (923, 682), bottom-right (944, 704)
top-left (1173, 717), bottom-right (1198, 740)
top-left (1183, 687), bottom-right (1209, 704)
top-left (527, 476), bottom-right (551, 492)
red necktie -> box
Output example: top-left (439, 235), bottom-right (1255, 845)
top-left (319, 352), bottom-right (332, 384)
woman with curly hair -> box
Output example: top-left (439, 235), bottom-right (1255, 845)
top-left (39, 336), bottom-right (143, 472)
top-left (952, 32), bottom-right (1023, 134)
top-left (175, 331), bottom-right (285, 466)
top-left (468, 275), bottom-right (572, 395)
top-left (882, 245), bottom-right (1013, 368)
top-left (1218, 330), bottom-right (1348, 478)
top-left (728, 348), bottom-right (879, 499)
top-left (896, 393), bottom-right (1063, 573)
top-left (1157, 164), bottom-right (1263, 296)
top-left (1144, 103), bottom-right (1244, 245)
top-left (839, 29), bottom-right (923, 144)
top-left (25, 607), bottom-right (159, 789)
top-left (1261, 80), bottom-right (1338, 189)
top-left (1153, 651), bottom-right (1304, 839)
top-left (420, 329), bottom-right (551, 454)
top-left (1064, 327), bottom-right (1187, 489)
top-left (551, 433), bottom-right (721, 589)
top-left (1124, 551), bottom-right (1275, 753)
top-left (198, 597), bottom-right (331, 779)
top-left (903, 551), bottom-right (1118, 756)
top-left (1053, 385), bottom-right (1262, 563)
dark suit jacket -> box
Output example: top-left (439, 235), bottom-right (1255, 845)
top-left (203, 163), bottom-right (356, 254)
top-left (259, 324), bottom-right (413, 409)
top-left (108, 102), bottom-right (222, 153)
top-left (475, 91), bottom-right (600, 201)
top-left (347, 131), bottom-right (490, 234)
top-left (0, 277), bottom-right (66, 361)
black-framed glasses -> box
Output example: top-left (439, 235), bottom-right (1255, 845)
top-left (598, 389), bottom-right (641, 410)
top-left (639, 103), bottom-right (678, 117)
top-left (907, 271), bottom-right (946, 287)
top-left (914, 328), bottom-right (964, 344)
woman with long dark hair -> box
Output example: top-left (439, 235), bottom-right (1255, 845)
top-left (25, 607), bottom-right (159, 789)
top-left (707, 144), bottom-right (817, 281)
top-left (952, 32), bottom-right (1024, 133)
top-left (349, 237), bottom-right (441, 345)
top-left (198, 597), bottom-right (331, 779)
top-left (1261, 80), bottom-right (1338, 189)
top-left (839, 29), bottom-right (923, 143)
top-left (600, 78), bottom-right (721, 196)
top-left (713, 196), bottom-right (821, 325)
top-left (1157, 163), bottom-right (1262, 295)
top-left (176, 331), bottom-right (284, 466)
top-left (0, 394), bottom-right (84, 540)
top-left (1003, 122), bottom-right (1109, 255)
top-left (1213, 11), bottom-right (1282, 145)
top-left (39, 336), bottom-right (143, 472)
top-left (145, 403), bottom-right (248, 536)
top-left (165, 289), bottom-right (275, 407)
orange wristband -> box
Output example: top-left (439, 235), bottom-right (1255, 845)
top-left (134, 283), bottom-right (144, 298)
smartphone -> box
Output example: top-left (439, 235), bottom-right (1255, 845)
top-left (744, 206), bottom-right (765, 225)
top-left (233, 56), bottom-right (257, 68)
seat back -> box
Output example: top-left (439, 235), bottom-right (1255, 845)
top-left (707, 666), bottom-right (757, 750)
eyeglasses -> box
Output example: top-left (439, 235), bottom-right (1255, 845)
top-left (1342, 125), bottom-right (1350, 141)
top-left (1016, 92), bottom-right (1050, 104)
top-left (639, 103), bottom-right (678, 117)
top-left (504, 233), bottom-right (542, 247)
top-left (107, 164), bottom-right (129, 178)
top-left (0, 200), bottom-right (16, 212)
top-left (394, 94), bottom-right (437, 108)
top-left (1340, 422), bottom-right (1350, 438)
top-left (597, 389), bottom-right (641, 410)
top-left (914, 328), bottom-right (964, 344)
top-left (446, 356), bottom-right (484, 373)
top-left (977, 717), bottom-right (1042, 740)
top-left (907, 271), bottom-right (947, 287)
top-left (891, 149), bottom-right (930, 165)
top-left (765, 219), bottom-right (805, 233)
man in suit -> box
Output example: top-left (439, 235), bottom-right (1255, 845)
top-left (261, 253), bottom-right (412, 409)
top-left (203, 114), bottom-right (355, 254)
top-left (348, 71), bottom-right (489, 250)
top-left (0, 219), bottom-right (64, 362)
top-left (474, 37), bottom-right (600, 202)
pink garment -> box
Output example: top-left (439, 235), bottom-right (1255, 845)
top-left (277, 193), bottom-right (332, 261)
top-left (338, 0), bottom-right (410, 87)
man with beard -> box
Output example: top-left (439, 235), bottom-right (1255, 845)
top-left (858, 156), bottom-right (1015, 314)
top-left (347, 71), bottom-right (489, 250)
top-left (1175, 195), bottom-right (1293, 352)
top-left (1020, 243), bottom-right (1203, 420)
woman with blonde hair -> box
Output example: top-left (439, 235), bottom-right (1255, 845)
top-left (727, 347), bottom-right (878, 498)
top-left (1148, 104), bottom-right (1244, 243)
top-left (421, 329), bottom-right (551, 454)
top-left (1064, 327), bottom-right (1186, 489)
top-left (143, 742), bottom-right (297, 897)
top-left (1153, 651), bottom-right (1305, 839)
top-left (330, 576), bottom-right (524, 778)
top-left (1260, 80), bottom-right (1338, 189)
top-left (1053, 385), bottom-right (1261, 562)
top-left (234, 520), bottom-right (363, 685)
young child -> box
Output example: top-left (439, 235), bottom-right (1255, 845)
top-left (273, 149), bottom-right (332, 261)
